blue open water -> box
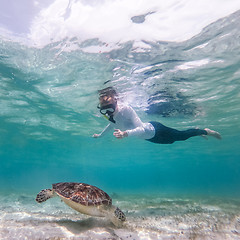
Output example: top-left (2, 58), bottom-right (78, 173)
top-left (0, 8), bottom-right (240, 240)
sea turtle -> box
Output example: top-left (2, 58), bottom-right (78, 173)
top-left (36, 182), bottom-right (126, 227)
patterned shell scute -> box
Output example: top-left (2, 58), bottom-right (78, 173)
top-left (52, 182), bottom-right (112, 207)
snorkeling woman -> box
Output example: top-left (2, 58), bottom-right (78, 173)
top-left (93, 87), bottom-right (221, 144)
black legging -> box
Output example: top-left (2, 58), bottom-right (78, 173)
top-left (146, 121), bottom-right (207, 144)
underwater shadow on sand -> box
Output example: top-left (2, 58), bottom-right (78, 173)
top-left (55, 217), bottom-right (118, 235)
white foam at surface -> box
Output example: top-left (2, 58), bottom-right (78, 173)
top-left (28, 0), bottom-right (240, 47)
top-left (175, 59), bottom-right (210, 70)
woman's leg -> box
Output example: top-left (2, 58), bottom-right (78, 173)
top-left (146, 121), bottom-right (207, 144)
top-left (172, 128), bottom-right (207, 142)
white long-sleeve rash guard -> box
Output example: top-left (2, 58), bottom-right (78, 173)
top-left (98, 104), bottom-right (155, 139)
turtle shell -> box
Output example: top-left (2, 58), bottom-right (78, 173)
top-left (52, 182), bottom-right (112, 207)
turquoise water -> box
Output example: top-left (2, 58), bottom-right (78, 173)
top-left (0, 8), bottom-right (240, 239)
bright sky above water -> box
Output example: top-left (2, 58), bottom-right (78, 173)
top-left (1, 0), bottom-right (240, 47)
top-left (0, 0), bottom-right (54, 33)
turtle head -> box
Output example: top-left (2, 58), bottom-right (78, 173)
top-left (108, 206), bottom-right (126, 227)
top-left (114, 207), bottom-right (126, 222)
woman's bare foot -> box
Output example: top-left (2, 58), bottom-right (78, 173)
top-left (204, 128), bottom-right (222, 140)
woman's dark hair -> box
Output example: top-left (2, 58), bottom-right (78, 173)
top-left (98, 87), bottom-right (117, 97)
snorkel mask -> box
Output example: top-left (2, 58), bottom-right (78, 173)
top-left (97, 87), bottom-right (117, 123)
top-left (97, 103), bottom-right (116, 123)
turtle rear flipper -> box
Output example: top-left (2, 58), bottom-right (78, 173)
top-left (36, 189), bottom-right (55, 203)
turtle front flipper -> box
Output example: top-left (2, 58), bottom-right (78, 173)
top-left (36, 189), bottom-right (55, 203)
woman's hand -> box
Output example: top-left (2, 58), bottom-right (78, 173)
top-left (113, 129), bottom-right (128, 139)
top-left (92, 134), bottom-right (100, 138)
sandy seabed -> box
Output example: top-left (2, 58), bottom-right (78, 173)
top-left (1, 194), bottom-right (240, 239)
